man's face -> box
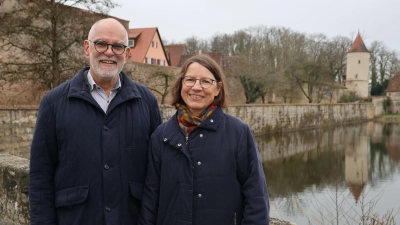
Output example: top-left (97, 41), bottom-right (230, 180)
top-left (84, 20), bottom-right (130, 81)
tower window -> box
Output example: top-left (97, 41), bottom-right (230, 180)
top-left (355, 74), bottom-right (358, 78)
top-left (358, 60), bottom-right (361, 64)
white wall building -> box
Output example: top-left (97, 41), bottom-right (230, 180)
top-left (345, 33), bottom-right (370, 98)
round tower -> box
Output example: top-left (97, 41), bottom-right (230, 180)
top-left (345, 33), bottom-right (370, 98)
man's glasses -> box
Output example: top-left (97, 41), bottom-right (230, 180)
top-left (88, 40), bottom-right (127, 55)
top-left (182, 76), bottom-right (217, 89)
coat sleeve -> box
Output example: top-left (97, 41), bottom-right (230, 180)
top-left (138, 132), bottom-right (162, 225)
top-left (236, 125), bottom-right (270, 224)
top-left (29, 96), bottom-right (58, 225)
top-left (150, 98), bottom-right (162, 133)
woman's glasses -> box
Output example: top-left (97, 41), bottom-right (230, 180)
top-left (182, 76), bottom-right (217, 89)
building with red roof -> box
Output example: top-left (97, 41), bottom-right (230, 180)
top-left (128, 27), bottom-right (170, 66)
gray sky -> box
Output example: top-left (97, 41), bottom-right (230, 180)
top-left (110, 0), bottom-right (400, 52)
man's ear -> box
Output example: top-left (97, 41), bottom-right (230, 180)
top-left (124, 47), bottom-right (131, 63)
top-left (84, 40), bottom-right (90, 59)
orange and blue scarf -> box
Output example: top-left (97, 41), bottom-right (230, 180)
top-left (176, 103), bottom-right (217, 136)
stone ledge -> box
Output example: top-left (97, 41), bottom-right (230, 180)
top-left (0, 105), bottom-right (39, 110)
top-left (0, 154), bottom-right (30, 170)
top-left (0, 154), bottom-right (30, 225)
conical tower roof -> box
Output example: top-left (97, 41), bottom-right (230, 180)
top-left (348, 33), bottom-right (369, 53)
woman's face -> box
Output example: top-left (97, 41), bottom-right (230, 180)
top-left (181, 62), bottom-right (221, 115)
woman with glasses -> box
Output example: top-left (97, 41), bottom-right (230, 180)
top-left (139, 54), bottom-right (270, 225)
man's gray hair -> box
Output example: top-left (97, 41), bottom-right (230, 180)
top-left (87, 18), bottom-right (129, 44)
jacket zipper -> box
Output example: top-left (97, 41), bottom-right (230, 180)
top-left (234, 212), bottom-right (237, 225)
top-left (185, 136), bottom-right (189, 144)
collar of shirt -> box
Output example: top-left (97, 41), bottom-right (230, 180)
top-left (87, 71), bottom-right (121, 92)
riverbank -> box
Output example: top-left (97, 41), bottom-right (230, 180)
top-left (373, 114), bottom-right (400, 121)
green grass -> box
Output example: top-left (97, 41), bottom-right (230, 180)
top-left (378, 114), bottom-right (400, 118)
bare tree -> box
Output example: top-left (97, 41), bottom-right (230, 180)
top-left (0, 0), bottom-right (118, 90)
top-left (184, 36), bottom-right (209, 54)
top-left (290, 34), bottom-right (336, 103)
top-left (369, 41), bottom-right (399, 95)
top-left (210, 33), bottom-right (233, 56)
top-left (324, 36), bottom-right (352, 84)
top-left (147, 71), bottom-right (175, 104)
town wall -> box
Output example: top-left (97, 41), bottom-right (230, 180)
top-left (386, 92), bottom-right (400, 114)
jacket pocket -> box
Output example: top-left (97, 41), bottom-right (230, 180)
top-left (129, 182), bottom-right (144, 201)
top-left (55, 185), bottom-right (89, 207)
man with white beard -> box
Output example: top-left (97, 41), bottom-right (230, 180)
top-left (29, 18), bottom-right (162, 225)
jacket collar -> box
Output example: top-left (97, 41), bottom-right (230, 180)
top-left (67, 67), bottom-right (143, 111)
top-left (163, 107), bottom-right (224, 147)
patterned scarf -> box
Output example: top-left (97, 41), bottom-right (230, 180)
top-left (176, 103), bottom-right (217, 136)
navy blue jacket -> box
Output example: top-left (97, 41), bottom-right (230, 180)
top-left (29, 67), bottom-right (162, 225)
top-left (139, 107), bottom-right (269, 225)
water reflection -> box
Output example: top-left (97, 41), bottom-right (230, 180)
top-left (258, 122), bottom-right (400, 224)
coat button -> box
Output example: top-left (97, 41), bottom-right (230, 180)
top-left (105, 206), bottom-right (111, 212)
top-left (103, 125), bottom-right (109, 130)
top-left (210, 119), bottom-right (214, 122)
top-left (197, 161), bottom-right (201, 165)
top-left (198, 194), bottom-right (202, 197)
top-left (178, 143), bottom-right (182, 147)
top-left (104, 164), bottom-right (109, 170)
top-left (163, 138), bottom-right (168, 142)
top-left (199, 134), bottom-right (203, 137)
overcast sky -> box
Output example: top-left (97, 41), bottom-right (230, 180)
top-left (109, 0), bottom-right (400, 52)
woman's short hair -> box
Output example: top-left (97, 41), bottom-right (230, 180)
top-left (170, 54), bottom-right (228, 109)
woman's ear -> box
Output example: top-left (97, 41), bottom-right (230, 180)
top-left (217, 81), bottom-right (222, 90)
top-left (215, 81), bottom-right (222, 96)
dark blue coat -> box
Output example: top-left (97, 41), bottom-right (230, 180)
top-left (29, 67), bottom-right (162, 225)
top-left (139, 107), bottom-right (269, 225)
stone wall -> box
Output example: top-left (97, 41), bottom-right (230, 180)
top-left (0, 106), bottom-right (37, 159)
top-left (372, 96), bottom-right (387, 115)
top-left (0, 154), bottom-right (30, 225)
top-left (386, 92), bottom-right (400, 114)
top-left (225, 103), bottom-right (375, 133)
top-left (0, 101), bottom-right (381, 159)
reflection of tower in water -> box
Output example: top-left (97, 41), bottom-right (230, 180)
top-left (345, 136), bottom-right (369, 203)
top-left (386, 123), bottom-right (400, 162)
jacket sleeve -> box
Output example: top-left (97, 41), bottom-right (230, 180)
top-left (150, 100), bottom-right (162, 133)
top-left (29, 96), bottom-right (58, 225)
top-left (138, 133), bottom-right (162, 225)
top-left (236, 125), bottom-right (270, 224)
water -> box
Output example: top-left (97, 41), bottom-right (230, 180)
top-left (258, 121), bottom-right (400, 224)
